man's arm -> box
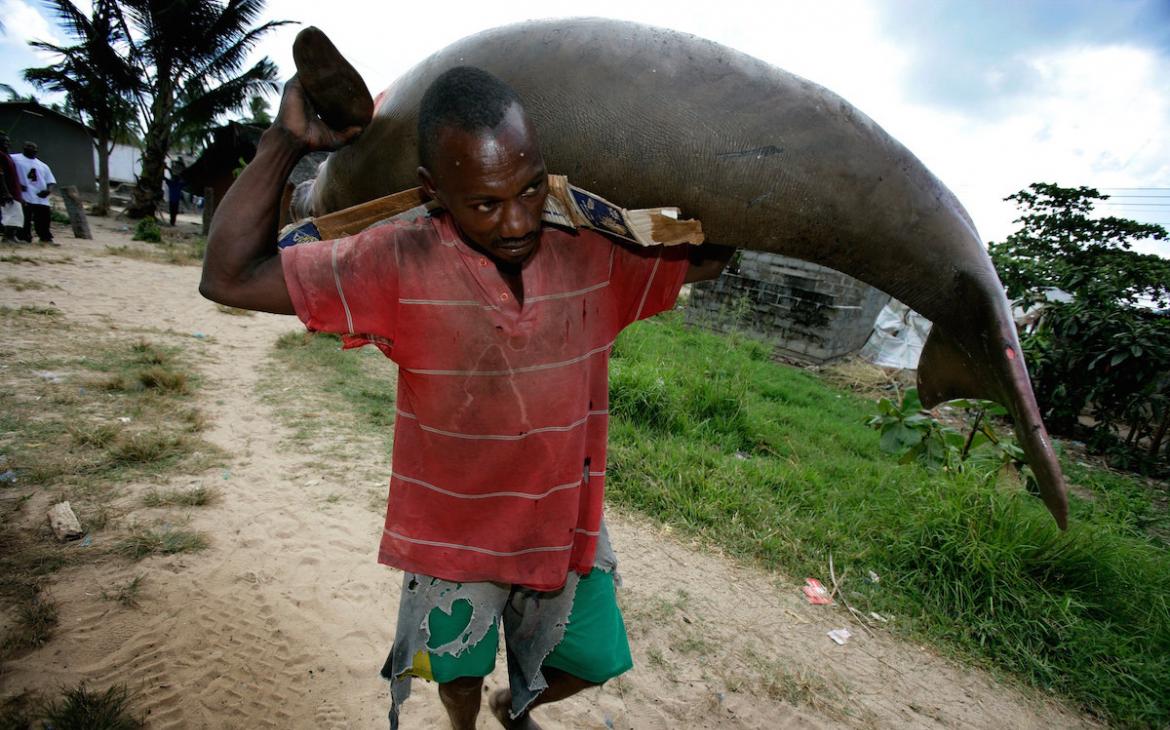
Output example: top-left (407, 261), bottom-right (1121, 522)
top-left (685, 243), bottom-right (735, 283)
top-left (199, 76), bottom-right (361, 314)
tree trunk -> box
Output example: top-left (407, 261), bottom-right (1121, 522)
top-left (93, 136), bottom-right (111, 217)
top-left (128, 79), bottom-right (174, 219)
top-left (1150, 407), bottom-right (1169, 459)
top-left (60, 186), bottom-right (92, 239)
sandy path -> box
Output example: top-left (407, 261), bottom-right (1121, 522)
top-left (0, 218), bottom-right (1097, 729)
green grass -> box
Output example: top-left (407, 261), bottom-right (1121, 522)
top-left (42, 685), bottom-right (143, 729)
top-left (270, 331), bottom-right (397, 433)
top-left (607, 315), bottom-right (1170, 726)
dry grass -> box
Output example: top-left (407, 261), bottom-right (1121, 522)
top-left (143, 485), bottom-right (219, 507)
top-left (113, 527), bottom-right (209, 560)
top-left (0, 311), bottom-right (220, 656)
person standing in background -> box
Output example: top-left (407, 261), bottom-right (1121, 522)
top-left (166, 160), bottom-right (187, 227)
top-left (0, 133), bottom-right (24, 242)
top-left (12, 141), bottom-right (56, 244)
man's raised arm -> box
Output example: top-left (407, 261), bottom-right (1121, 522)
top-left (199, 76), bottom-right (361, 314)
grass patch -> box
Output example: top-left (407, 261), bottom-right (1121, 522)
top-left (143, 485), bottom-right (218, 507)
top-left (3, 596), bottom-right (59, 654)
top-left (101, 576), bottom-right (145, 608)
top-left (266, 331), bottom-right (397, 442)
top-left (113, 527), bottom-right (208, 560)
top-left (3, 276), bottom-right (57, 291)
top-left (105, 232), bottom-right (205, 267)
top-left (606, 314), bottom-right (1170, 726)
top-left (0, 314), bottom-right (220, 658)
top-left (43, 685), bottom-right (143, 729)
top-left (0, 304), bottom-right (62, 317)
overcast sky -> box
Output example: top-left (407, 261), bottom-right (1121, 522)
top-left (2, 0), bottom-right (1168, 256)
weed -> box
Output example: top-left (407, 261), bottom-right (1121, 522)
top-left (109, 432), bottom-right (189, 466)
top-left (43, 685), bottom-right (143, 729)
top-left (3, 596), bottom-right (59, 653)
top-left (136, 365), bottom-right (189, 394)
top-left (132, 218), bottom-right (162, 243)
top-left (143, 485), bottom-right (218, 507)
top-left (113, 527), bottom-right (208, 560)
top-left (101, 576), bottom-right (145, 608)
top-left (70, 423), bottom-right (121, 448)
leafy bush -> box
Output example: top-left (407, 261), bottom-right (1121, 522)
top-left (131, 217), bottom-right (162, 243)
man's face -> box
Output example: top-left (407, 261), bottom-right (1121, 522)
top-left (23, 143), bottom-right (37, 159)
top-left (419, 104), bottom-right (548, 266)
top-left (0, 135), bottom-right (8, 153)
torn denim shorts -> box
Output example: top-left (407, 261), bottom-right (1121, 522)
top-left (381, 520), bottom-right (619, 728)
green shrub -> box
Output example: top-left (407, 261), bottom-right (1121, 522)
top-left (131, 217), bottom-right (162, 243)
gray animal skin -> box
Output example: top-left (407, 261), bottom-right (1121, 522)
top-left (301, 18), bottom-right (1069, 528)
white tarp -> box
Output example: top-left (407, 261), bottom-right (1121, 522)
top-left (859, 299), bottom-right (932, 370)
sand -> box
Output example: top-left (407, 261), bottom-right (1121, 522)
top-left (0, 216), bottom-right (1099, 729)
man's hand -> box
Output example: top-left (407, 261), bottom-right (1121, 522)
top-left (274, 75), bottom-right (363, 153)
top-left (200, 75), bottom-right (365, 315)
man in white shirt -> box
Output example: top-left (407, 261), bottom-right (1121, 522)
top-left (12, 142), bottom-right (56, 243)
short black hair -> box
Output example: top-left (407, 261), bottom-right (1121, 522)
top-left (417, 66), bottom-right (521, 169)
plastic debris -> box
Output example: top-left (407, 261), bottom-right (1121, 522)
top-left (192, 332), bottom-right (207, 339)
top-left (34, 370), bottom-right (65, 383)
top-left (826, 628), bottom-right (852, 645)
top-left (802, 578), bottom-right (833, 605)
top-left (0, 469), bottom-right (16, 484)
top-left (118, 416), bottom-right (132, 424)
top-left (869, 612), bottom-right (888, 623)
top-left (867, 570), bottom-right (881, 583)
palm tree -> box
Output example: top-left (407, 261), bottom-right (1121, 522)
top-left (122, 0), bottom-right (291, 218)
top-left (23, 0), bottom-right (139, 216)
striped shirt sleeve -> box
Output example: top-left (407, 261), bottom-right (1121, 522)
top-left (280, 227), bottom-right (400, 347)
top-left (611, 240), bottom-right (692, 328)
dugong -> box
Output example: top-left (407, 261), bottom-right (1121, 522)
top-left (296, 18), bottom-right (1069, 528)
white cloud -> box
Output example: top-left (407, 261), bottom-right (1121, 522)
top-left (0, 0), bottom-right (63, 57)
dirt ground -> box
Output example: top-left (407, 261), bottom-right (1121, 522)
top-left (0, 216), bottom-right (1101, 729)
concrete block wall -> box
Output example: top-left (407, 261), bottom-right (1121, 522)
top-left (685, 251), bottom-right (889, 363)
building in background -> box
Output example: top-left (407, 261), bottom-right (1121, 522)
top-left (0, 101), bottom-right (95, 192)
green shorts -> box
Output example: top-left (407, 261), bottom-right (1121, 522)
top-left (409, 569), bottom-right (633, 685)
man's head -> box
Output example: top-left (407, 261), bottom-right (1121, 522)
top-left (417, 67), bottom-right (548, 266)
top-left (0, 133), bottom-right (9, 153)
top-left (23, 142), bottom-right (38, 159)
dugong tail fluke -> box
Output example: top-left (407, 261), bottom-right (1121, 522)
top-left (291, 21), bottom-right (1069, 529)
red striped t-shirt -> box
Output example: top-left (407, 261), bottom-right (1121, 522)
top-left (282, 211), bottom-right (689, 590)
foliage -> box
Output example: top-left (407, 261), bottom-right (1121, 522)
top-left (132, 216), bottom-right (162, 242)
top-left (866, 388), bottom-right (1033, 488)
top-left (121, 0), bottom-right (291, 217)
top-left (21, 0), bottom-right (139, 216)
top-left (247, 94), bottom-right (272, 125)
top-left (989, 183), bottom-right (1170, 470)
top-left (603, 315), bottom-right (1170, 726)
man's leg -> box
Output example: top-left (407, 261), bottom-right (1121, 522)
top-left (438, 675), bottom-right (485, 730)
top-left (489, 668), bottom-right (597, 730)
top-left (492, 570), bottom-right (632, 729)
top-left (33, 204), bottom-right (52, 242)
top-left (20, 203), bottom-right (33, 242)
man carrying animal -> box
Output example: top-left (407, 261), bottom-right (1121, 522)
top-left (200, 67), bottom-right (732, 729)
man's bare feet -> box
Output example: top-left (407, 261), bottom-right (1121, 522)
top-left (489, 689), bottom-right (542, 730)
